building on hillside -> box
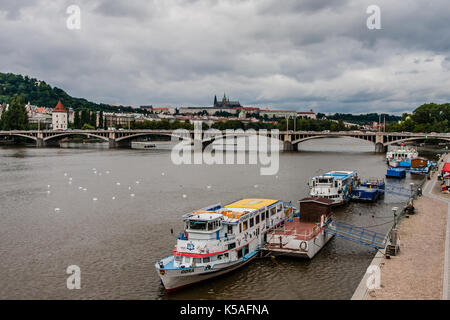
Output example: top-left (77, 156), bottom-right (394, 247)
top-left (213, 94), bottom-right (241, 109)
top-left (140, 105), bottom-right (153, 112)
top-left (68, 108), bottom-right (75, 123)
top-left (178, 106), bottom-right (239, 116)
top-left (52, 101), bottom-right (68, 130)
top-left (297, 109), bottom-right (316, 120)
top-left (152, 107), bottom-right (176, 115)
top-left (104, 113), bottom-right (136, 128)
top-left (29, 113), bottom-right (52, 129)
top-left (260, 108), bottom-right (297, 119)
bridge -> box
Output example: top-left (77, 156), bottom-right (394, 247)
top-left (0, 129), bottom-right (449, 153)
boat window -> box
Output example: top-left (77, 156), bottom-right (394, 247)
top-left (250, 218), bottom-right (254, 228)
top-left (193, 258), bottom-right (202, 264)
top-left (243, 220), bottom-right (248, 231)
top-left (239, 223), bottom-right (242, 233)
top-left (256, 215), bottom-right (260, 224)
top-left (228, 243), bottom-right (236, 250)
top-left (270, 207), bottom-right (276, 216)
top-left (224, 253), bottom-right (229, 258)
top-left (203, 257), bottom-right (210, 263)
top-left (189, 220), bottom-right (207, 230)
top-left (261, 212), bottom-right (265, 221)
top-left (175, 256), bottom-right (182, 263)
top-left (266, 210), bottom-right (269, 219)
top-left (335, 181), bottom-right (338, 188)
top-left (217, 254), bottom-right (223, 260)
top-left (208, 222), bottom-right (213, 230)
top-left (183, 257), bottom-right (192, 264)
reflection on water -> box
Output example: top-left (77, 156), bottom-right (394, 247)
top-left (0, 138), bottom-right (423, 299)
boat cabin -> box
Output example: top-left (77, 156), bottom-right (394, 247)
top-left (299, 197), bottom-right (333, 223)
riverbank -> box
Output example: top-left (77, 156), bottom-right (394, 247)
top-left (359, 153), bottom-right (450, 300)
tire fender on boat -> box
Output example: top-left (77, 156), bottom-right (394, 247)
top-left (300, 241), bottom-right (308, 251)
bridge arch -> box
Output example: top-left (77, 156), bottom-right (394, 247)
top-left (291, 134), bottom-right (376, 146)
top-left (201, 130), bottom-right (284, 147)
top-left (115, 132), bottom-right (193, 143)
top-left (384, 136), bottom-right (450, 146)
top-left (43, 132), bottom-right (109, 142)
top-left (0, 132), bottom-right (37, 141)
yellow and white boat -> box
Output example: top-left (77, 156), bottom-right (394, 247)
top-left (155, 198), bottom-right (296, 292)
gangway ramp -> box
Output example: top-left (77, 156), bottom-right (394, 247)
top-left (324, 220), bottom-right (388, 250)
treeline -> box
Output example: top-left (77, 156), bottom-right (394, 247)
top-left (279, 118), bottom-right (351, 131)
top-left (0, 94), bottom-right (29, 130)
top-left (318, 112), bottom-right (401, 125)
top-left (0, 72), bottom-right (142, 113)
top-left (386, 103), bottom-right (450, 133)
top-left (72, 109), bottom-right (106, 130)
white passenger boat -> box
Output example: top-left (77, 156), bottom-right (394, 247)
top-left (155, 198), bottom-right (296, 292)
top-left (308, 171), bottom-right (357, 206)
top-left (386, 144), bottom-right (418, 167)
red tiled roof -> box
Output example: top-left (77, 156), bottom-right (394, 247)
top-left (53, 101), bottom-right (67, 113)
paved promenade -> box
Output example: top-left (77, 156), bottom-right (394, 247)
top-left (360, 153), bottom-right (449, 300)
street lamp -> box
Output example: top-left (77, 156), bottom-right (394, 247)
top-left (392, 207), bottom-right (398, 228)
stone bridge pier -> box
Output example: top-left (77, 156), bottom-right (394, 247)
top-left (283, 134), bottom-right (298, 152)
top-left (36, 132), bottom-right (45, 148)
top-left (375, 133), bottom-right (386, 153)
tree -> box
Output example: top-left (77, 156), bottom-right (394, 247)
top-left (81, 109), bottom-right (90, 127)
top-left (0, 94), bottom-right (29, 130)
top-left (81, 123), bottom-right (95, 130)
top-left (98, 110), bottom-right (103, 129)
top-left (90, 111), bottom-right (96, 128)
top-left (74, 110), bottom-right (81, 128)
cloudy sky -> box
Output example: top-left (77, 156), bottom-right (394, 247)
top-left (1, 0), bottom-right (450, 114)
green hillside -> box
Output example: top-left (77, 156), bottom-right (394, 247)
top-left (0, 72), bottom-right (138, 112)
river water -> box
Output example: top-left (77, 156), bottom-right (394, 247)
top-left (0, 138), bottom-right (425, 299)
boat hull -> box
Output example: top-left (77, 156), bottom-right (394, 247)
top-left (156, 253), bottom-right (257, 292)
top-left (265, 230), bottom-right (334, 259)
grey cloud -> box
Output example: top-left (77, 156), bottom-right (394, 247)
top-left (0, 0), bottom-right (450, 114)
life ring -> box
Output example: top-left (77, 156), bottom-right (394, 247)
top-left (300, 241), bottom-right (308, 251)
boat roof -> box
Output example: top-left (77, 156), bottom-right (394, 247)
top-left (184, 199), bottom-right (280, 224)
top-left (225, 198), bottom-right (278, 210)
top-left (188, 212), bottom-right (223, 221)
top-left (321, 171), bottom-right (356, 180)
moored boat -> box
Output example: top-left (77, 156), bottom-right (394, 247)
top-left (265, 197), bottom-right (334, 259)
top-left (131, 141), bottom-right (157, 149)
top-left (155, 198), bottom-right (296, 292)
top-left (386, 144), bottom-right (418, 167)
top-left (386, 167), bottom-right (406, 179)
top-left (410, 157), bottom-right (431, 175)
top-left (352, 178), bottom-right (385, 201)
top-left (308, 171), bottom-right (357, 206)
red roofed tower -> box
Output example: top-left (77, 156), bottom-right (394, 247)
top-left (52, 101), bottom-right (68, 130)
top-left (53, 101), bottom-right (67, 113)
